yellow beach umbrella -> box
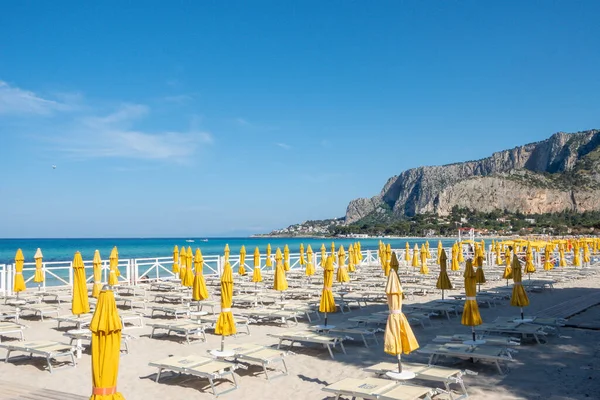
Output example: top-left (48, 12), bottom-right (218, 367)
top-left (34, 248), bottom-right (44, 284)
top-left (319, 255), bottom-right (336, 326)
top-left (475, 246), bottom-right (486, 290)
top-left (458, 244), bottom-right (465, 263)
top-left (451, 243), bottom-right (460, 271)
top-left (436, 241), bottom-right (443, 264)
top-left (411, 244), bottom-right (419, 267)
top-left (215, 262), bottom-right (236, 351)
top-left (405, 242), bottom-right (410, 263)
top-left (573, 244), bottom-right (581, 267)
top-left (385, 243), bottom-right (392, 266)
top-left (583, 243), bottom-right (591, 265)
top-left (510, 255), bottom-right (530, 320)
top-left (502, 249), bottom-right (513, 285)
top-left (224, 244), bottom-right (230, 263)
top-left (419, 245), bottom-right (429, 275)
top-left (182, 247), bottom-right (194, 287)
top-left (356, 242), bottom-right (363, 261)
top-left (283, 244), bottom-right (290, 272)
top-left (383, 268), bottom-right (419, 378)
top-left (461, 259), bottom-right (482, 341)
top-left (72, 251), bottom-right (90, 316)
top-left (495, 243), bottom-right (502, 265)
top-left (92, 250), bottom-right (103, 298)
top-left (347, 244), bottom-right (356, 273)
top-left (172, 245), bottom-right (180, 274)
top-left (320, 244), bottom-right (327, 267)
top-left (525, 244), bottom-right (536, 275)
top-left (390, 251), bottom-right (400, 274)
top-left (108, 247), bottom-right (119, 286)
top-left (89, 288), bottom-right (124, 400)
top-left (336, 245), bottom-right (349, 283)
top-left (305, 245), bottom-right (315, 276)
top-left (425, 241), bottom-right (431, 259)
top-left (193, 249), bottom-right (209, 301)
top-left (543, 245), bottom-right (554, 271)
top-left (299, 244), bottom-right (306, 266)
top-left (559, 244), bottom-right (567, 267)
top-left (252, 247), bottom-right (263, 283)
top-left (238, 245), bottom-right (247, 276)
top-left (436, 249), bottom-right (453, 299)
top-left (265, 244), bottom-right (273, 268)
top-left (274, 248), bottom-right (288, 296)
top-left (331, 242), bottom-right (335, 260)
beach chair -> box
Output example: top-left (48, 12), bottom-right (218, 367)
top-left (433, 334), bottom-right (520, 346)
top-left (492, 316), bottom-right (565, 335)
top-left (0, 340), bottom-right (76, 373)
top-left (114, 294), bottom-right (147, 310)
top-left (149, 305), bottom-right (189, 319)
top-left (147, 320), bottom-right (207, 344)
top-left (0, 321), bottom-right (25, 342)
top-left (239, 309), bottom-right (301, 327)
top-left (19, 304), bottom-right (60, 321)
top-left (120, 311), bottom-right (145, 329)
top-left (152, 292), bottom-right (191, 304)
top-left (324, 324), bottom-right (380, 348)
top-left (417, 343), bottom-right (515, 374)
top-left (55, 313), bottom-right (94, 330)
top-left (364, 361), bottom-right (470, 400)
top-left (64, 330), bottom-right (131, 354)
top-left (201, 314), bottom-right (251, 336)
top-left (322, 377), bottom-right (434, 400)
top-left (148, 354), bottom-right (239, 396)
top-left (227, 343), bottom-right (289, 380)
top-left (0, 305), bottom-right (19, 322)
top-left (268, 330), bottom-right (347, 359)
top-left (475, 322), bottom-right (549, 344)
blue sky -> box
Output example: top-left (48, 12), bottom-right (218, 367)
top-left (1, 1), bottom-right (599, 237)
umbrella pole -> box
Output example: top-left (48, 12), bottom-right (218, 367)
top-left (324, 313), bottom-right (328, 327)
top-left (396, 354), bottom-right (403, 373)
top-left (520, 308), bottom-right (524, 320)
top-left (471, 326), bottom-right (476, 342)
top-left (441, 289), bottom-right (444, 300)
top-left (220, 335), bottom-right (225, 352)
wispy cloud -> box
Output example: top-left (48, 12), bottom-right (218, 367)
top-left (235, 117), bottom-right (251, 127)
top-left (57, 104), bottom-right (213, 161)
top-left (276, 142), bottom-right (291, 150)
top-left (0, 80), bottom-right (73, 116)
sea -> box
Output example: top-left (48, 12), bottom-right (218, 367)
top-left (0, 237), bottom-right (461, 264)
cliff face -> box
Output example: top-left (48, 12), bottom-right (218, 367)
top-left (345, 130), bottom-right (600, 224)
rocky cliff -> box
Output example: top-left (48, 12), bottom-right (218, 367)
top-left (345, 130), bottom-right (600, 224)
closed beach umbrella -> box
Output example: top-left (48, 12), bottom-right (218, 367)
top-left (384, 269), bottom-right (419, 377)
top-left (502, 249), bottom-right (513, 286)
top-left (425, 241), bottom-right (431, 259)
top-left (252, 247), bottom-right (263, 283)
top-left (299, 244), bottom-right (306, 266)
top-left (436, 249), bottom-right (453, 299)
top-left (461, 259), bottom-right (482, 341)
top-left (13, 249), bottom-right (26, 294)
top-left (305, 245), bottom-right (315, 276)
top-left (319, 255), bottom-right (336, 326)
top-left (331, 242), bottom-right (336, 261)
top-left (283, 244), bottom-right (290, 271)
top-left (405, 242), bottom-right (410, 263)
top-left (224, 244), bottom-right (230, 263)
top-left (273, 248), bottom-right (288, 292)
top-left (411, 244), bottom-right (419, 267)
top-left (559, 244), bottom-right (567, 267)
top-left (90, 288), bottom-right (124, 400)
top-left (336, 245), bottom-right (349, 283)
top-left (347, 244), bottom-right (356, 273)
top-left (385, 243), bottom-right (392, 267)
top-left (356, 242), bottom-right (363, 261)
top-left (572, 243), bottom-right (581, 267)
top-left (215, 262), bottom-right (236, 351)
top-left (379, 242), bottom-right (386, 272)
top-left (72, 251), bottom-right (90, 316)
top-left (543, 245), bottom-right (554, 271)
top-left (475, 246), bottom-right (486, 290)
top-left (193, 249), bottom-right (209, 301)
top-left (390, 251), bottom-right (400, 273)
top-left (172, 245), bottom-right (180, 274)
top-left (419, 245), bottom-right (429, 275)
top-left (92, 250), bottom-right (103, 298)
top-left (320, 244), bottom-right (327, 267)
top-left (583, 243), bottom-right (591, 265)
top-left (525, 245), bottom-right (536, 275)
top-left (510, 255), bottom-right (530, 320)
top-left (458, 244), bottom-right (465, 263)
top-left (495, 243), bottom-right (502, 265)
top-left (182, 247), bottom-right (194, 287)
top-left (436, 241), bottom-right (443, 264)
top-left (34, 248), bottom-right (44, 284)
top-left (238, 245), bottom-right (247, 276)
top-left (108, 247), bottom-right (119, 286)
top-left (265, 244), bottom-right (273, 268)
top-left (451, 244), bottom-right (460, 271)
top-left (179, 244), bottom-right (187, 281)
top-left (353, 243), bottom-right (360, 266)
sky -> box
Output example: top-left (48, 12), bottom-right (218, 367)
top-left (1, 1), bottom-right (600, 238)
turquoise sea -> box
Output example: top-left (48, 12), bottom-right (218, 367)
top-left (0, 237), bottom-right (460, 264)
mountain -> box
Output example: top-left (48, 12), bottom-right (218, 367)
top-left (345, 130), bottom-right (600, 225)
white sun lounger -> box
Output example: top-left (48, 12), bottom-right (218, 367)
top-left (226, 343), bottom-right (289, 380)
top-left (0, 321), bottom-right (25, 342)
top-left (0, 340), bottom-right (76, 373)
top-left (19, 304), bottom-right (60, 321)
top-left (475, 322), bottom-right (549, 344)
top-left (268, 330), bottom-right (347, 359)
top-left (239, 309), bottom-right (301, 326)
top-left (148, 354), bottom-right (239, 396)
top-left (433, 334), bottom-right (520, 346)
top-left (0, 306), bottom-right (19, 322)
top-left (322, 377), bottom-right (435, 400)
top-left (64, 330), bottom-right (131, 354)
top-left (324, 324), bottom-right (380, 348)
top-left (120, 311), bottom-right (145, 329)
top-left (55, 313), bottom-right (94, 330)
top-left (147, 320), bottom-right (207, 344)
top-left (201, 314), bottom-right (251, 336)
top-left (418, 343), bottom-right (515, 374)
top-left (114, 294), bottom-right (147, 310)
top-left (364, 361), bottom-right (470, 400)
top-left (149, 305), bottom-right (189, 319)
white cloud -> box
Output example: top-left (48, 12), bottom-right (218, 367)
top-left (0, 80), bottom-right (72, 116)
top-left (57, 104), bottom-right (213, 161)
top-left (276, 142), bottom-right (291, 150)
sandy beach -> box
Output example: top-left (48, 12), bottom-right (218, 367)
top-left (1, 265), bottom-right (599, 400)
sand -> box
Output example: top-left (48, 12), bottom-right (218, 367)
top-left (1, 270), bottom-right (599, 400)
